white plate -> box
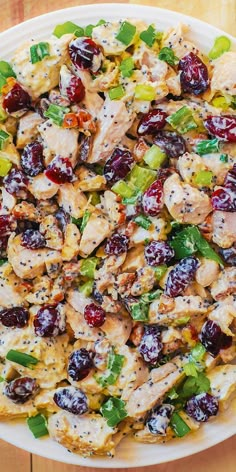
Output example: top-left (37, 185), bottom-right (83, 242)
top-left (0, 3), bottom-right (235, 467)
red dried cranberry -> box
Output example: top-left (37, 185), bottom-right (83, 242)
top-left (185, 393), bottom-right (219, 422)
top-left (211, 188), bottom-right (236, 212)
top-left (165, 256), bottom-right (200, 297)
top-left (53, 386), bottom-right (88, 415)
top-left (137, 109), bottom-right (167, 136)
top-left (179, 52), bottom-right (209, 95)
top-left (105, 233), bottom-right (129, 255)
top-left (224, 164), bottom-right (236, 189)
top-left (139, 325), bottom-right (163, 365)
top-left (4, 377), bottom-right (39, 404)
top-left (3, 83), bottom-right (31, 114)
top-left (146, 404), bottom-right (174, 435)
top-left (68, 348), bottom-right (93, 381)
top-left (55, 209), bottom-right (70, 232)
top-left (21, 142), bottom-right (44, 177)
top-left (142, 180), bottom-right (164, 216)
top-left (45, 156), bottom-right (73, 184)
top-left (34, 305), bottom-right (65, 337)
top-left (219, 245), bottom-right (236, 266)
top-left (154, 131), bottom-right (186, 158)
top-left (3, 169), bottom-right (29, 197)
top-left (69, 37), bottom-right (104, 73)
top-left (145, 241), bottom-right (175, 266)
top-left (84, 302), bottom-right (106, 327)
top-left (199, 320), bottom-right (232, 357)
top-left (103, 148), bottom-right (134, 184)
top-left (66, 76), bottom-right (85, 102)
top-left (157, 167), bottom-right (175, 183)
top-left (0, 307), bottom-right (29, 328)
top-left (0, 215), bottom-right (16, 237)
top-left (204, 116), bottom-right (236, 142)
top-left (21, 229), bottom-right (46, 249)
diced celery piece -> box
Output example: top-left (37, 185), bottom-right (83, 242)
top-left (79, 280), bottom-right (94, 297)
top-left (208, 35), bottom-right (231, 60)
top-left (212, 96), bottom-right (230, 110)
top-left (166, 106), bottom-right (198, 134)
top-left (89, 191), bottom-right (100, 205)
top-left (0, 156), bottom-right (12, 177)
top-left (174, 316), bottom-right (190, 326)
top-left (108, 85), bottom-right (125, 100)
top-left (112, 180), bottom-right (134, 198)
top-left (143, 145), bottom-right (166, 169)
top-left (153, 265), bottom-right (167, 281)
top-left (134, 84), bottom-right (156, 101)
top-left (127, 165), bottom-right (156, 192)
top-left (193, 170), bottom-right (213, 187)
top-left (80, 257), bottom-right (99, 279)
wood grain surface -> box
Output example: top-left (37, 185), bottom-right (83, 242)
top-left (0, 1), bottom-right (235, 471)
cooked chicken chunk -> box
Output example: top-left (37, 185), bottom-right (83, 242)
top-left (48, 411), bottom-right (116, 456)
top-left (177, 152), bottom-right (206, 184)
top-left (16, 111), bottom-right (44, 149)
top-left (211, 52), bottom-right (236, 96)
top-left (92, 20), bottom-right (146, 55)
top-left (164, 173), bottom-right (212, 224)
top-left (201, 153), bottom-right (236, 186)
top-left (61, 223), bottom-right (81, 261)
top-left (212, 211), bottom-right (236, 248)
top-left (0, 188), bottom-right (16, 215)
top-left (66, 302), bottom-right (103, 341)
top-left (122, 245), bottom-right (146, 272)
top-left (210, 268), bottom-right (236, 300)
top-left (0, 262), bottom-right (28, 307)
top-left (28, 173), bottom-right (59, 200)
top-left (0, 383), bottom-right (37, 419)
top-left (76, 166), bottom-right (106, 191)
top-left (129, 217), bottom-right (167, 244)
top-left (99, 190), bottom-right (125, 226)
top-left (208, 364), bottom-right (236, 409)
top-left (39, 215), bottom-right (63, 250)
top-left (79, 210), bottom-right (113, 257)
top-left (208, 296), bottom-right (236, 336)
top-left (195, 258), bottom-right (220, 287)
top-left (163, 24), bottom-right (199, 58)
top-left (57, 183), bottom-right (88, 219)
top-left (149, 295), bottom-right (208, 325)
top-left (0, 125), bottom-right (20, 166)
top-left (38, 120), bottom-right (79, 167)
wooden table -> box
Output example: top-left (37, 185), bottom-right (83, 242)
top-left (0, 0), bottom-right (235, 470)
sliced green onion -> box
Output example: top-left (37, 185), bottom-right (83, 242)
top-left (166, 106), bottom-right (197, 134)
top-left (174, 316), bottom-right (190, 326)
top-left (0, 259), bottom-right (7, 266)
top-left (0, 61), bottom-right (16, 92)
top-left (153, 265), bottom-right (168, 281)
top-left (0, 156), bottom-right (12, 177)
top-left (170, 412), bottom-right (191, 437)
top-left (119, 57), bottom-right (135, 78)
top-left (134, 214), bottom-right (152, 229)
top-left (108, 85), bottom-right (125, 100)
top-left (6, 350), bottom-right (39, 368)
top-left (139, 25), bottom-right (156, 47)
top-left (79, 280), bottom-right (94, 297)
top-left (96, 349), bottom-right (125, 387)
top-left (190, 343), bottom-right (206, 362)
top-left (140, 289), bottom-right (162, 303)
top-left (85, 19), bottom-right (106, 38)
top-left (0, 130), bottom-right (10, 151)
top-left (44, 104), bottom-right (69, 126)
top-left (143, 144), bottom-right (166, 169)
top-left (193, 170), bottom-right (213, 187)
top-left (134, 84), bottom-right (156, 101)
top-left (220, 153), bottom-right (228, 162)
top-left (80, 257), bottom-right (99, 279)
top-left (115, 21), bottom-right (136, 46)
top-left (167, 387), bottom-right (179, 400)
top-left (183, 362), bottom-right (198, 378)
top-left (30, 42), bottom-right (50, 64)
top-left (122, 191), bottom-right (141, 205)
top-left (208, 35), bottom-right (231, 60)
top-left (53, 21), bottom-right (84, 38)
top-left (27, 414), bottom-right (48, 439)
top-left (100, 397), bottom-right (127, 427)
top-left (158, 47), bottom-right (179, 66)
top-left (196, 138), bottom-right (219, 155)
top-left (80, 210), bottom-right (91, 233)
top-left (112, 180), bottom-right (134, 198)
top-left (127, 165), bottom-right (156, 192)
top-left (129, 300), bottom-right (149, 321)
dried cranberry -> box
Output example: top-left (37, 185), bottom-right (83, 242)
top-left (3, 83), bottom-right (31, 114)
top-left (3, 169), bottom-right (29, 197)
top-left (165, 256), bottom-right (200, 297)
top-left (137, 109), bottom-right (167, 136)
top-left (154, 131), bottom-right (186, 158)
top-left (211, 188), bottom-right (236, 212)
top-left (55, 209), bottom-right (70, 232)
top-left (146, 404), bottom-right (174, 435)
top-left (157, 167), bottom-right (175, 183)
top-left (34, 305), bottom-right (65, 337)
top-left (84, 302), bottom-right (106, 327)
top-left (45, 156), bottom-right (73, 184)
top-left (224, 164), bottom-right (236, 189)
top-left (54, 386), bottom-right (88, 415)
top-left (179, 52), bottom-right (209, 95)
top-left (21, 142), bottom-right (44, 177)
top-left (139, 325), bottom-right (163, 365)
top-left (103, 148), bottom-right (134, 184)
top-left (142, 180), bottom-right (164, 216)
top-left (66, 76), bottom-right (85, 102)
top-left (0, 307), bottom-right (29, 328)
top-left (219, 245), bottom-right (236, 266)
top-left (105, 233), bottom-right (129, 255)
top-left (204, 116), bottom-right (236, 142)
top-left (145, 241), bottom-right (174, 266)
top-left (68, 348), bottom-right (93, 381)
top-left (185, 393), bottom-right (219, 422)
top-left (4, 377), bottom-right (39, 404)
top-left (92, 282), bottom-right (104, 305)
top-left (199, 320), bottom-right (232, 357)
top-left (69, 37), bottom-right (104, 73)
top-left (0, 215), bottom-right (16, 237)
top-left (21, 229), bottom-right (46, 249)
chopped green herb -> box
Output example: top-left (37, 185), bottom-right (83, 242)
top-left (183, 362), bottom-right (199, 378)
top-left (153, 265), bottom-right (168, 281)
top-left (0, 156), bottom-right (12, 177)
top-left (140, 25), bottom-right (156, 47)
top-left (170, 412), bottom-right (191, 437)
top-left (71, 217), bottom-right (82, 227)
top-left (80, 257), bottom-right (99, 279)
top-left (79, 280), bottom-right (94, 297)
top-left (30, 42), bottom-right (50, 64)
top-left (0, 129), bottom-right (10, 151)
top-left (158, 47), bottom-right (179, 66)
top-left (127, 165), bottom-right (156, 192)
top-left (219, 153), bottom-right (228, 163)
top-left (80, 210), bottom-right (91, 233)
top-left (96, 349), bottom-right (125, 387)
top-left (190, 343), bottom-right (206, 362)
top-left (108, 85), bottom-right (125, 100)
top-left (134, 84), bottom-right (156, 101)
top-left (100, 397), bottom-right (127, 427)
top-left (6, 350), bottom-right (39, 368)
top-left (27, 414), bottom-right (48, 439)
top-left (122, 191), bottom-right (141, 205)
top-left (0, 259), bottom-right (7, 266)
top-left (167, 388), bottom-right (179, 400)
top-left (119, 57), bottom-right (135, 78)
top-left (44, 104), bottom-right (69, 126)
top-left (134, 214), bottom-right (152, 229)
top-left (115, 21), bottom-right (136, 46)
top-left (208, 35), bottom-right (231, 60)
top-left (196, 138), bottom-right (219, 155)
top-left (193, 170), bottom-right (213, 187)
top-left (53, 21), bottom-right (84, 38)
top-left (166, 106), bottom-right (198, 134)
top-left (143, 144), bottom-right (166, 170)
top-left (181, 372), bottom-right (210, 399)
